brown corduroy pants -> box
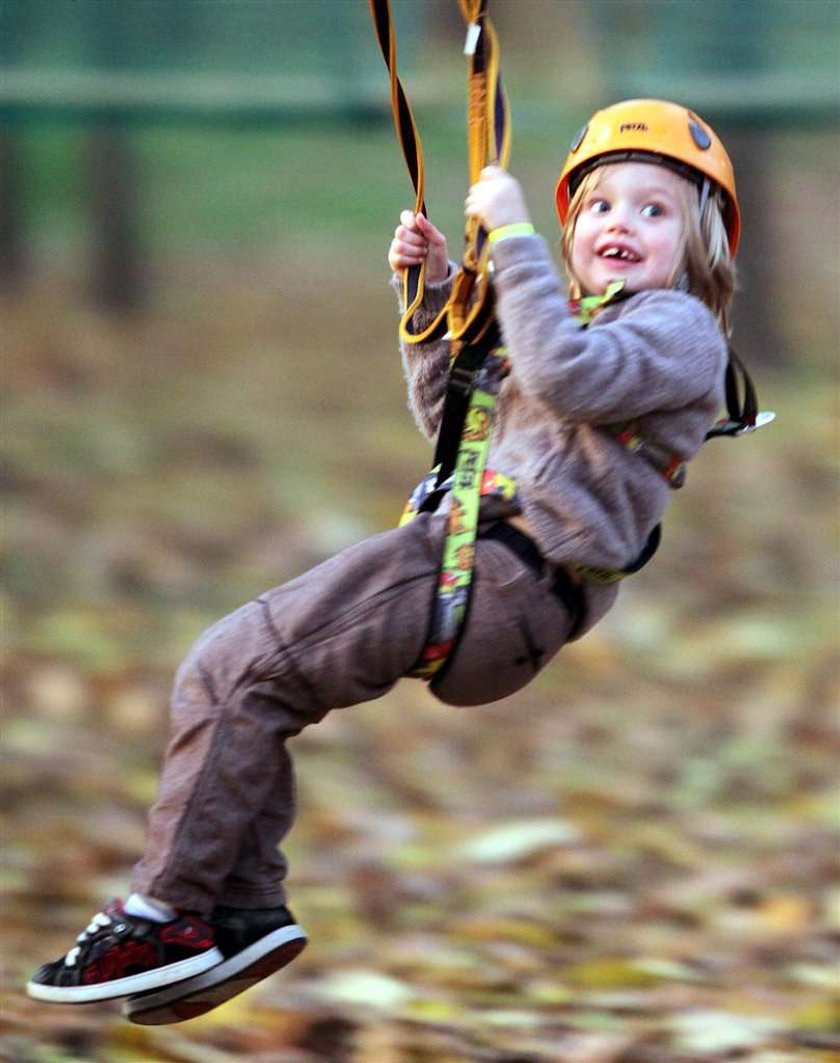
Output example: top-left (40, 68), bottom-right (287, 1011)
top-left (131, 513), bottom-right (578, 915)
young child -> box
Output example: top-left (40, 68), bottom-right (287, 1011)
top-left (27, 99), bottom-right (739, 1024)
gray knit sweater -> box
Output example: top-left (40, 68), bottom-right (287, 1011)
top-left (395, 233), bottom-right (728, 633)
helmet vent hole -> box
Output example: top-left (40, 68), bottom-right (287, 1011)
top-left (689, 119), bottom-right (712, 150)
top-left (570, 124), bottom-right (588, 153)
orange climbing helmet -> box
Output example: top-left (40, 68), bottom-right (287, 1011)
top-left (555, 99), bottom-right (740, 256)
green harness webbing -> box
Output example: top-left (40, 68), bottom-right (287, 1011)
top-left (399, 348), bottom-right (515, 679)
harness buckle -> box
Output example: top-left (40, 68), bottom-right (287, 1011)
top-left (737, 410), bottom-right (776, 433)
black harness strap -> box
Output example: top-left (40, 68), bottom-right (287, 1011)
top-left (706, 345), bottom-right (760, 438)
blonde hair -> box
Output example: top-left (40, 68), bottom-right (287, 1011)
top-left (561, 164), bottom-right (737, 333)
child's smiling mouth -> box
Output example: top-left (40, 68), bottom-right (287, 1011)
top-left (597, 243), bottom-right (642, 263)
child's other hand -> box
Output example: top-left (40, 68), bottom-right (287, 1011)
top-left (465, 166), bottom-right (531, 233)
top-left (388, 211), bottom-right (449, 283)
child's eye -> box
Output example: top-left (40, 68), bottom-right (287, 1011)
top-left (641, 203), bottom-right (665, 218)
top-left (589, 199), bottom-right (610, 214)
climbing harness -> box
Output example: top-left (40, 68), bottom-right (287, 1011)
top-left (368, 2), bottom-right (774, 675)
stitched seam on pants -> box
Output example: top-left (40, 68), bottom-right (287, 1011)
top-left (159, 592), bottom-right (338, 890)
top-left (197, 659), bottom-right (217, 703)
top-left (256, 596), bottom-right (328, 712)
top-left (284, 574), bottom-right (434, 691)
top-left (149, 699), bottom-right (231, 901)
top-left (255, 516), bottom-right (443, 654)
top-left (151, 611), bottom-right (305, 903)
top-left (265, 573), bottom-right (433, 652)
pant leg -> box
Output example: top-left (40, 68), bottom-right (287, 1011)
top-left (210, 745), bottom-right (296, 909)
top-left (131, 515), bottom-right (443, 914)
top-left (131, 515), bottom-right (580, 914)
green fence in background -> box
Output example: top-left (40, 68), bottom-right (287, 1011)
top-left (0, 0), bottom-right (415, 123)
top-left (594, 0), bottom-right (838, 126)
top-left (1, 0), bottom-right (837, 334)
top-left (2, 0), bottom-right (837, 126)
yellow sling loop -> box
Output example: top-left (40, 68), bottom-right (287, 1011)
top-left (368, 0), bottom-right (511, 347)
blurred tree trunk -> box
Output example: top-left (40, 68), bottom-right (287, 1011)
top-left (87, 0), bottom-right (145, 312)
top-left (87, 125), bottom-right (145, 312)
top-left (724, 128), bottom-right (784, 363)
top-left (0, 130), bottom-right (27, 291)
top-left (0, 0), bottom-right (28, 292)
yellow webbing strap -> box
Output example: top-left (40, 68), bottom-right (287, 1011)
top-left (368, 0), bottom-right (511, 347)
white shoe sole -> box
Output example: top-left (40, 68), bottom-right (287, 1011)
top-left (26, 946), bottom-right (224, 1004)
top-left (123, 923), bottom-right (307, 1025)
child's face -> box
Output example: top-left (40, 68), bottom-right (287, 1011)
top-left (570, 162), bottom-right (687, 296)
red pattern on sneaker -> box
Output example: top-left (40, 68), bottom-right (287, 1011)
top-left (83, 941), bottom-right (157, 985)
top-left (160, 918), bottom-right (215, 950)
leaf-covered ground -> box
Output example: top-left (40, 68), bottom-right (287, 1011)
top-left (2, 252), bottom-right (838, 1063)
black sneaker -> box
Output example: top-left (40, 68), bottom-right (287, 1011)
top-left (26, 899), bottom-right (223, 1004)
top-left (123, 904), bottom-right (307, 1025)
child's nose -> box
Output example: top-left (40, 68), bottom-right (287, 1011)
top-left (607, 206), bottom-right (633, 232)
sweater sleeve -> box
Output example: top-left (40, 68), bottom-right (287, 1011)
top-left (390, 265), bottom-right (456, 442)
top-left (490, 235), bottom-right (726, 424)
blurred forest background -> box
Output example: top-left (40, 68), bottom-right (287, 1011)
top-left (2, 2), bottom-right (839, 1061)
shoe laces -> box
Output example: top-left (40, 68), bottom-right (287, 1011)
top-left (64, 909), bottom-right (118, 968)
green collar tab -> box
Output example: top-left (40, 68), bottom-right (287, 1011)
top-left (571, 281), bottom-right (627, 326)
